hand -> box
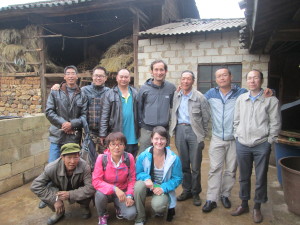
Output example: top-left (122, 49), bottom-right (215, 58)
top-left (51, 84), bottom-right (60, 91)
top-left (144, 179), bottom-right (153, 190)
top-left (99, 137), bottom-right (106, 146)
top-left (56, 191), bottom-right (70, 201)
top-left (125, 197), bottom-right (135, 207)
top-left (54, 200), bottom-right (64, 214)
top-left (263, 88), bottom-right (273, 97)
top-left (176, 85), bottom-right (182, 92)
top-left (115, 187), bottom-right (126, 202)
top-left (153, 187), bottom-right (164, 196)
top-left (62, 122), bottom-right (72, 132)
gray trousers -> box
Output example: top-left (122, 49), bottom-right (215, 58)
top-left (206, 135), bottom-right (237, 201)
top-left (175, 124), bottom-right (204, 195)
top-left (236, 140), bottom-right (271, 203)
top-left (138, 128), bottom-right (153, 155)
top-left (95, 191), bottom-right (136, 220)
top-left (134, 181), bottom-right (169, 223)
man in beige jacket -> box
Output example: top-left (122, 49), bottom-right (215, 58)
top-left (232, 70), bottom-right (281, 223)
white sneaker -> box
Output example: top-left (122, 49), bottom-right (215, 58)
top-left (134, 222), bottom-right (144, 225)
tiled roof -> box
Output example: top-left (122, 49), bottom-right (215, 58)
top-left (0, 0), bottom-right (94, 11)
top-left (139, 18), bottom-right (246, 37)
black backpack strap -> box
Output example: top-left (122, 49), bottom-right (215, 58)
top-left (123, 152), bottom-right (130, 169)
top-left (101, 154), bottom-right (108, 171)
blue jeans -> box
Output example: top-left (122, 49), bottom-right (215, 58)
top-left (49, 143), bottom-right (62, 163)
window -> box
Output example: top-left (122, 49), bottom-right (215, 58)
top-left (197, 64), bottom-right (242, 94)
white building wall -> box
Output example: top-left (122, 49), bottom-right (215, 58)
top-left (138, 31), bottom-right (270, 89)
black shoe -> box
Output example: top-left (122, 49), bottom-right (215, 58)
top-left (38, 201), bottom-right (47, 209)
top-left (220, 196), bottom-right (231, 208)
top-left (202, 201), bottom-right (217, 213)
top-left (47, 212), bottom-right (64, 225)
top-left (166, 208), bottom-right (175, 222)
top-left (193, 195), bottom-right (202, 206)
top-left (177, 192), bottom-right (193, 201)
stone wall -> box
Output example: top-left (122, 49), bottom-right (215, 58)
top-left (0, 114), bottom-right (50, 194)
top-left (0, 77), bottom-right (42, 117)
top-left (138, 31), bottom-right (270, 88)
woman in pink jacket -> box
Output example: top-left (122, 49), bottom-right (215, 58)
top-left (92, 132), bottom-right (136, 225)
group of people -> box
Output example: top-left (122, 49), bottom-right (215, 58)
top-left (30, 59), bottom-right (281, 225)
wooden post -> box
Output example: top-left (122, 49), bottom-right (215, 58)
top-left (133, 8), bottom-right (140, 88)
top-left (38, 26), bottom-right (47, 112)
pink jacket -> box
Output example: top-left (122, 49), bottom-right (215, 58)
top-left (92, 151), bottom-right (136, 196)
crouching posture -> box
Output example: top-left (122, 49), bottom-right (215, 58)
top-left (31, 143), bottom-right (95, 225)
top-left (134, 126), bottom-right (182, 225)
top-left (92, 132), bottom-right (137, 225)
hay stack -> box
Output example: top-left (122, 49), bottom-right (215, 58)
top-left (99, 36), bottom-right (134, 73)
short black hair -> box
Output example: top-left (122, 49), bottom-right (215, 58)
top-left (64, 65), bottom-right (78, 74)
top-left (106, 132), bottom-right (127, 147)
top-left (93, 66), bottom-right (107, 75)
top-left (246, 69), bottom-right (264, 80)
top-left (215, 66), bottom-right (231, 75)
top-left (150, 60), bottom-right (168, 71)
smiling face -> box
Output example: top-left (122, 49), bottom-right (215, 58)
top-left (108, 139), bottom-right (125, 158)
top-left (246, 70), bottom-right (263, 93)
top-left (92, 68), bottom-right (107, 86)
top-left (151, 62), bottom-right (167, 85)
top-left (215, 68), bottom-right (232, 89)
top-left (181, 72), bottom-right (194, 93)
top-left (61, 153), bottom-right (80, 172)
top-left (151, 132), bottom-right (167, 151)
top-left (64, 68), bottom-right (78, 87)
top-left (116, 69), bottom-right (130, 87)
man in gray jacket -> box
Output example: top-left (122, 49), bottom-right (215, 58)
top-left (232, 70), bottom-right (281, 223)
top-left (170, 70), bottom-right (210, 206)
top-left (137, 60), bottom-right (176, 154)
top-left (31, 143), bottom-right (95, 225)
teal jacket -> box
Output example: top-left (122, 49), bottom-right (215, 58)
top-left (136, 147), bottom-right (182, 208)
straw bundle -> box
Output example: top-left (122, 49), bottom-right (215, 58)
top-left (0, 29), bottom-right (21, 44)
top-left (99, 36), bottom-right (134, 73)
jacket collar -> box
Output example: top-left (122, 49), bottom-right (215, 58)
top-left (177, 88), bottom-right (197, 101)
top-left (146, 78), bottom-right (165, 88)
top-left (60, 81), bottom-right (81, 94)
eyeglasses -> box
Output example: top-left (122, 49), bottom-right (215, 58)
top-left (109, 143), bottom-right (125, 147)
top-left (93, 75), bottom-right (106, 79)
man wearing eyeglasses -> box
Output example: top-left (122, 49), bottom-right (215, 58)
top-left (45, 65), bottom-right (88, 163)
top-left (99, 69), bottom-right (139, 157)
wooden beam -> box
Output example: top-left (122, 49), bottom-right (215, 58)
top-left (38, 26), bottom-right (47, 112)
top-left (132, 8), bottom-right (140, 87)
top-left (44, 72), bottom-right (92, 78)
top-left (0, 72), bottom-right (38, 77)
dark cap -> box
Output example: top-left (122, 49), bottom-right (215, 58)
top-left (60, 143), bottom-right (81, 155)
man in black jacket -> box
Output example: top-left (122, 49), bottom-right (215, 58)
top-left (99, 69), bottom-right (139, 157)
top-left (45, 65), bottom-right (88, 163)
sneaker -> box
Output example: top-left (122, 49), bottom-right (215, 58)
top-left (98, 214), bottom-right (109, 225)
top-left (193, 195), bottom-right (202, 206)
top-left (134, 222), bottom-right (144, 225)
top-left (47, 212), bottom-right (64, 225)
top-left (116, 208), bottom-right (123, 219)
top-left (177, 192), bottom-right (193, 201)
top-left (155, 212), bottom-right (164, 217)
top-left (38, 200), bottom-right (47, 209)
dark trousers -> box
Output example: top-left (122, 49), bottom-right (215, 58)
top-left (125, 144), bottom-right (138, 158)
top-left (175, 124), bottom-right (204, 195)
top-left (236, 140), bottom-right (271, 203)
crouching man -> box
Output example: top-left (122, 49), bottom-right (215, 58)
top-left (31, 143), bottom-right (95, 225)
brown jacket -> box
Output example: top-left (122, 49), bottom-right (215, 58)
top-left (31, 158), bottom-right (95, 205)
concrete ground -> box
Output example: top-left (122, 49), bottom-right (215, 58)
top-left (0, 139), bottom-right (299, 225)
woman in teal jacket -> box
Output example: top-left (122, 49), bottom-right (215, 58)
top-left (134, 126), bottom-right (182, 225)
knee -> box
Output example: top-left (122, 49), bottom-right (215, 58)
top-left (123, 206), bottom-right (137, 221)
top-left (152, 201), bottom-right (168, 213)
top-left (95, 191), bottom-right (107, 203)
top-left (134, 181), bottom-right (147, 194)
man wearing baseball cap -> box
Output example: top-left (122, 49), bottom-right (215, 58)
top-left (31, 143), bottom-right (95, 225)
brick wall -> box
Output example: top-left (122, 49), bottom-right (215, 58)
top-left (138, 31), bottom-right (270, 88)
top-left (0, 77), bottom-right (42, 117)
top-left (0, 114), bottom-right (50, 194)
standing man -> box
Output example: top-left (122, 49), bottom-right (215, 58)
top-left (31, 143), bottom-right (95, 225)
top-left (81, 66), bottom-right (110, 153)
top-left (137, 60), bottom-right (176, 154)
top-left (231, 70), bottom-right (281, 223)
top-left (45, 65), bottom-right (88, 163)
top-left (169, 70), bottom-right (210, 206)
top-left (99, 69), bottom-right (139, 157)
